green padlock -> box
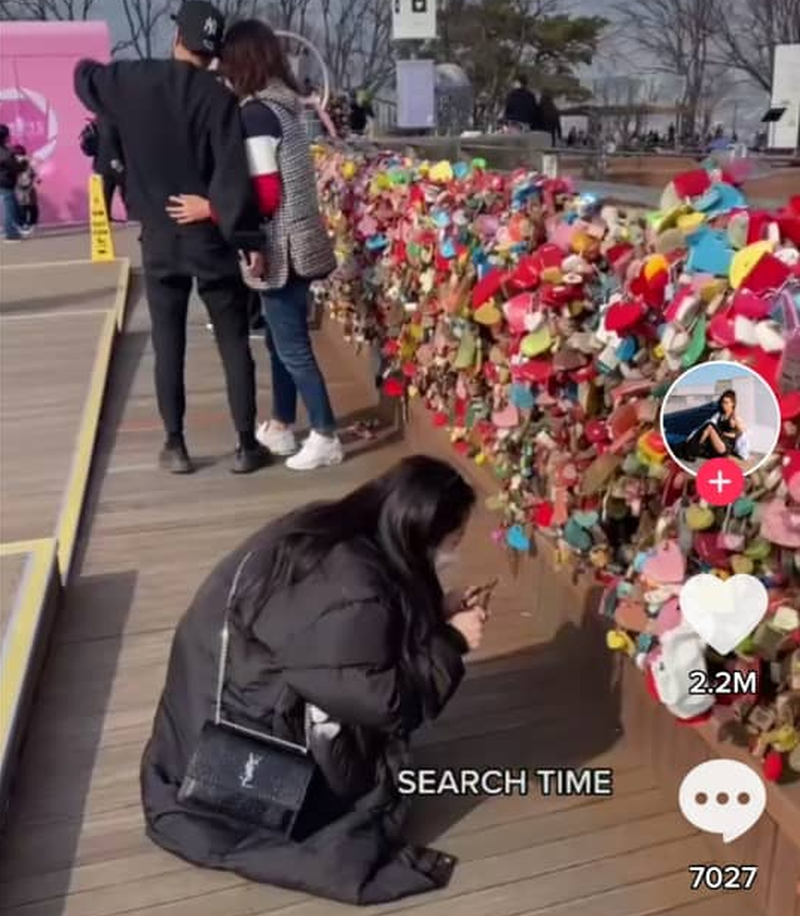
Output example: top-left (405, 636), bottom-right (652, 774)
top-left (454, 329), bottom-right (477, 369)
top-left (681, 316), bottom-right (707, 368)
top-left (520, 327), bottom-right (553, 358)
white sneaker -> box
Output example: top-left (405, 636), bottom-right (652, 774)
top-left (256, 421), bottom-right (297, 456)
top-left (286, 431), bottom-right (343, 471)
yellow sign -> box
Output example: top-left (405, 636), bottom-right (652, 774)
top-left (89, 173), bottom-right (115, 262)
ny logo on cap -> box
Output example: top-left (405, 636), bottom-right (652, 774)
top-left (203, 16), bottom-right (218, 35)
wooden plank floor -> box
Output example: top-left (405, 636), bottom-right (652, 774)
top-left (0, 555), bottom-right (26, 646)
top-left (0, 263), bottom-right (116, 546)
top-left (0, 233), bottom-right (759, 915)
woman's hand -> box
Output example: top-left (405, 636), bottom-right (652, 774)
top-left (240, 250), bottom-right (265, 281)
top-left (448, 607), bottom-right (487, 651)
top-left (444, 584), bottom-right (488, 619)
top-left (166, 194), bottom-right (212, 224)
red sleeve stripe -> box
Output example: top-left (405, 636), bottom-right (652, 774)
top-left (245, 135), bottom-right (280, 177)
top-left (252, 173), bottom-right (281, 216)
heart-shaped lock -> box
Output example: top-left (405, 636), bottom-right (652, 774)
top-left (509, 383), bottom-right (535, 411)
top-left (686, 504), bottom-right (715, 531)
top-left (642, 540), bottom-right (686, 585)
top-left (506, 524), bottom-right (530, 551)
top-left (454, 331), bottom-right (477, 369)
top-left (492, 403), bottom-right (520, 429)
top-left (520, 327), bottom-right (552, 358)
top-left (564, 517), bottom-right (592, 551)
top-left (474, 301), bottom-right (503, 326)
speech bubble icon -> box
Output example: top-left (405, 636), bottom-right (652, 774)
top-left (678, 759), bottom-right (766, 843)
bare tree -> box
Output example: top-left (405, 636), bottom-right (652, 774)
top-left (316, 0), bottom-right (394, 92)
top-left (212, 0), bottom-right (268, 23)
top-left (114, 0), bottom-right (175, 59)
top-left (211, 0), bottom-right (311, 27)
top-left (0, 0), bottom-right (98, 19)
top-left (697, 64), bottom-right (735, 136)
top-left (268, 0), bottom-right (314, 33)
top-left (613, 0), bottom-right (717, 140)
top-left (715, 0), bottom-right (800, 91)
top-left (593, 74), bottom-right (661, 143)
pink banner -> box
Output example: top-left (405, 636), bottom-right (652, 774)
top-left (0, 21), bottom-right (113, 225)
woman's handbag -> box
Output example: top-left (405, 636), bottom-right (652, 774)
top-left (177, 553), bottom-right (316, 836)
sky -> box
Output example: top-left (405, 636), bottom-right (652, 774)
top-left (90, 0), bottom-right (768, 135)
top-left (674, 363), bottom-right (754, 390)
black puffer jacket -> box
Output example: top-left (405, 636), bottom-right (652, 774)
top-left (140, 522), bottom-right (467, 904)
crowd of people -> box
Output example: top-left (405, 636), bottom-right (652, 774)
top-left (70, 4), bottom-right (494, 904)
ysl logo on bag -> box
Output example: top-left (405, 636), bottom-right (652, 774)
top-left (240, 752), bottom-right (263, 788)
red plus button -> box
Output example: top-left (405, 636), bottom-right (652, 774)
top-left (696, 458), bottom-right (745, 506)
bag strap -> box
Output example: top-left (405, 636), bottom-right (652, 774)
top-left (214, 551), bottom-right (309, 755)
top-left (214, 551), bottom-right (253, 725)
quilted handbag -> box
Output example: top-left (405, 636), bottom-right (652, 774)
top-left (178, 553), bottom-right (316, 836)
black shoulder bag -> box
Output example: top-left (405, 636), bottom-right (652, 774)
top-left (177, 553), bottom-right (316, 837)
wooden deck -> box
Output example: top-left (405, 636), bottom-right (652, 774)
top-left (0, 555), bottom-right (25, 647)
top-left (0, 229), bottom-right (765, 915)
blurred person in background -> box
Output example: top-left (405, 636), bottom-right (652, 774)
top-left (503, 74), bottom-right (540, 132)
top-left (0, 124), bottom-right (25, 242)
top-left (12, 144), bottom-right (39, 234)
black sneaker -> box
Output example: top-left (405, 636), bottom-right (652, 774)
top-left (158, 442), bottom-right (194, 474)
top-left (231, 443), bottom-right (271, 474)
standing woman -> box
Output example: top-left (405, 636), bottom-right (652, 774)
top-left (168, 20), bottom-right (342, 471)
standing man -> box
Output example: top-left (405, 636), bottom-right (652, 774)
top-left (503, 74), bottom-right (540, 132)
top-left (74, 0), bottom-right (268, 474)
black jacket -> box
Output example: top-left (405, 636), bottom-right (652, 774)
top-left (140, 524), bottom-right (467, 904)
top-left (74, 59), bottom-right (262, 251)
top-left (0, 145), bottom-right (22, 191)
top-left (504, 87), bottom-right (540, 129)
top-left (93, 117), bottom-right (124, 177)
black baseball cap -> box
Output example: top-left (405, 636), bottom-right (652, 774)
top-left (172, 1), bottom-right (225, 56)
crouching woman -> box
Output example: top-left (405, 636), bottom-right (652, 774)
top-left (140, 455), bottom-right (486, 904)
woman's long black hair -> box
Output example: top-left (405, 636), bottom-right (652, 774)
top-left (718, 389), bottom-right (737, 414)
top-left (237, 455), bottom-right (476, 685)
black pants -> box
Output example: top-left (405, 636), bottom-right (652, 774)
top-left (20, 202), bottom-right (38, 227)
top-left (141, 227), bottom-right (256, 439)
top-left (103, 172), bottom-right (125, 219)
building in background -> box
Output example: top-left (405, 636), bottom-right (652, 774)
top-left (765, 43), bottom-right (800, 152)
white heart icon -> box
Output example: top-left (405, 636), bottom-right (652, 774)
top-left (680, 574), bottom-right (769, 656)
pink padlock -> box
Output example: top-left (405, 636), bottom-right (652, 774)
top-left (503, 292), bottom-right (535, 334)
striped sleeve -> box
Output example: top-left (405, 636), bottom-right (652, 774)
top-left (240, 100), bottom-right (283, 217)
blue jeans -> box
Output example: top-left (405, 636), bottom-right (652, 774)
top-left (261, 277), bottom-right (336, 435)
top-left (1, 188), bottom-right (22, 240)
